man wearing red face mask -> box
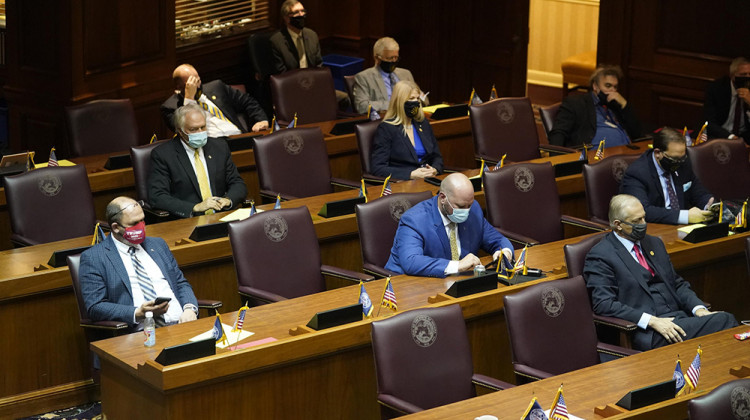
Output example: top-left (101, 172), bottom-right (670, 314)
top-left (79, 196), bottom-right (199, 331)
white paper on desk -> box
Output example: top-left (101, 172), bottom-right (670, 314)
top-left (189, 323), bottom-right (255, 349)
top-left (544, 409), bottom-right (583, 420)
top-left (219, 208), bottom-right (264, 222)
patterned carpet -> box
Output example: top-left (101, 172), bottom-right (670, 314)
top-left (19, 402), bottom-right (101, 420)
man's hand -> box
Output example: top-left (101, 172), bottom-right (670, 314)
top-left (179, 309), bottom-right (198, 323)
top-left (688, 207), bottom-right (713, 223)
top-left (695, 308), bottom-right (715, 317)
top-left (457, 253), bottom-right (481, 272)
top-left (252, 121), bottom-right (269, 132)
top-left (738, 87), bottom-right (750, 106)
top-left (410, 167), bottom-right (436, 179)
top-left (648, 316), bottom-right (687, 343)
top-left (605, 91), bottom-right (628, 108)
top-left (135, 300), bottom-right (169, 321)
top-left (492, 248), bottom-right (514, 262)
top-left (193, 197), bottom-right (228, 213)
top-left (184, 75), bottom-right (201, 100)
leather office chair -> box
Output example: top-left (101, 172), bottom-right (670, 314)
top-left (503, 276), bottom-right (637, 383)
top-left (344, 75), bottom-right (357, 112)
top-left (130, 140), bottom-right (176, 224)
top-left (687, 138), bottom-right (750, 200)
top-left (688, 378), bottom-right (750, 420)
top-left (228, 206), bottom-right (373, 306)
top-left (469, 97), bottom-right (574, 165)
top-left (563, 232), bottom-right (638, 347)
top-left (582, 154), bottom-right (639, 226)
top-left (483, 162), bottom-right (604, 246)
top-left (247, 32), bottom-right (276, 118)
top-left (354, 120), bottom-right (387, 183)
top-left (65, 99), bottom-right (139, 158)
top-left (355, 191), bottom-right (433, 277)
top-left (5, 166), bottom-right (97, 246)
top-left (371, 304), bottom-right (513, 418)
top-left (538, 102), bottom-right (560, 139)
top-left (270, 67), bottom-right (339, 125)
top-left (253, 127), bottom-right (358, 202)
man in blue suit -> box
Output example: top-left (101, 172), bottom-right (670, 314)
top-left (80, 196), bottom-right (199, 330)
top-left (385, 173), bottom-right (513, 277)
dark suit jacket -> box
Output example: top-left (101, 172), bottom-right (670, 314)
top-left (385, 196), bottom-right (513, 278)
top-left (269, 27), bottom-right (323, 74)
top-left (704, 76), bottom-right (750, 140)
top-left (160, 80), bottom-right (267, 133)
top-left (79, 235), bottom-right (198, 327)
top-left (548, 92), bottom-right (643, 147)
top-left (620, 150), bottom-right (711, 224)
top-left (583, 232), bottom-right (705, 350)
top-left (148, 137), bottom-right (247, 218)
top-left (370, 119), bottom-right (444, 180)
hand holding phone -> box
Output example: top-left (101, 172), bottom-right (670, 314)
top-left (154, 296), bottom-right (171, 305)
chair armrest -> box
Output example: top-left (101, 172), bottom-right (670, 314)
top-left (513, 363), bottom-right (554, 382)
top-left (363, 173), bottom-right (388, 184)
top-left (540, 144), bottom-right (577, 155)
top-left (320, 265), bottom-right (374, 283)
top-left (259, 189), bottom-right (299, 202)
top-left (597, 342), bottom-right (640, 357)
top-left (475, 154), bottom-right (499, 167)
top-left (238, 286), bottom-right (288, 304)
top-left (444, 165), bottom-right (470, 173)
top-left (472, 373), bottom-right (515, 391)
top-left (196, 299), bottom-right (223, 310)
top-left (631, 135), bottom-right (652, 143)
top-left (330, 177), bottom-right (360, 190)
top-left (592, 314), bottom-right (637, 331)
top-left (80, 319), bottom-right (129, 331)
top-left (336, 110), bottom-right (362, 120)
top-left (10, 233), bottom-right (36, 247)
top-left (143, 206), bottom-right (171, 218)
top-left (377, 393), bottom-right (424, 415)
top-left (494, 227), bottom-right (540, 247)
top-left (560, 215), bottom-right (609, 231)
top-left (363, 263), bottom-right (398, 278)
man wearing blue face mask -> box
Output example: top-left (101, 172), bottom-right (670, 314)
top-left (584, 194), bottom-right (736, 350)
top-left (149, 103), bottom-right (247, 218)
top-left (384, 173), bottom-right (513, 277)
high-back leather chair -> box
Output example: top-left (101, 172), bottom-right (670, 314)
top-left (253, 127), bottom-right (358, 201)
top-left (228, 206), bottom-right (372, 306)
top-left (354, 120), bottom-right (385, 182)
top-left (65, 99), bottom-right (139, 158)
top-left (355, 191), bottom-right (433, 277)
top-left (371, 304), bottom-right (513, 418)
top-left (538, 102), bottom-right (560, 138)
top-left (583, 154), bottom-right (639, 226)
top-left (130, 140), bottom-right (174, 222)
top-left (503, 276), bottom-right (635, 382)
top-left (687, 138), bottom-right (750, 200)
top-left (483, 162), bottom-right (603, 245)
top-left (5, 166), bottom-right (96, 246)
top-left (688, 378), bottom-right (750, 420)
top-left (344, 75), bottom-right (357, 111)
top-left (469, 97), bottom-right (574, 164)
top-left (270, 67), bottom-right (338, 125)
top-left (246, 31), bottom-right (276, 118)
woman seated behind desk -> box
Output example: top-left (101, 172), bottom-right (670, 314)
top-left (370, 81), bottom-right (444, 180)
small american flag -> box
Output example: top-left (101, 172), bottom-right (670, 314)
top-left (48, 147), bottom-right (59, 167)
top-left (381, 174), bottom-right (392, 197)
top-left (694, 121), bottom-right (708, 146)
top-left (594, 139), bottom-right (606, 160)
top-left (549, 385), bottom-right (569, 420)
top-left (381, 277), bottom-right (397, 310)
top-left (274, 194), bottom-right (281, 209)
top-left (684, 347), bottom-right (702, 389)
top-left (232, 305), bottom-right (249, 332)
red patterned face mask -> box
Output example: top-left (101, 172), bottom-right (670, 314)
top-left (122, 221), bottom-right (146, 245)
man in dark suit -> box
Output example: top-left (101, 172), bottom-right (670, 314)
top-left (620, 127), bottom-right (713, 224)
top-left (160, 64), bottom-right (268, 137)
top-left (549, 65), bottom-right (642, 148)
top-left (385, 173), bottom-right (513, 277)
top-left (584, 194), bottom-right (737, 351)
top-left (80, 196), bottom-right (199, 330)
top-left (149, 103), bottom-right (247, 218)
top-left (704, 57), bottom-right (750, 143)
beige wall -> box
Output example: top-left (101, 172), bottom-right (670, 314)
top-left (527, 0), bottom-right (599, 87)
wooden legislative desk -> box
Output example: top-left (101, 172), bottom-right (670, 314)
top-left (402, 325), bottom-right (750, 420)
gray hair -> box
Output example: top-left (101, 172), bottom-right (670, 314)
top-left (730, 57), bottom-right (750, 76)
top-left (608, 194), bottom-right (640, 227)
top-left (589, 65), bottom-right (623, 88)
top-left (173, 103), bottom-right (205, 132)
top-left (373, 37), bottom-right (399, 59)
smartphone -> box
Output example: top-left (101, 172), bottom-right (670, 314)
top-left (154, 296), bottom-right (171, 305)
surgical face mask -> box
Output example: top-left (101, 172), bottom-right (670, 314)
top-left (289, 15), bottom-right (306, 30)
top-left (659, 153), bottom-right (686, 174)
top-left (622, 221), bottom-right (647, 242)
top-left (185, 131), bottom-right (208, 149)
top-left (404, 100), bottom-right (420, 118)
top-left (122, 221), bottom-right (146, 245)
top-left (379, 60), bottom-right (397, 74)
top-left (444, 197), bottom-right (470, 224)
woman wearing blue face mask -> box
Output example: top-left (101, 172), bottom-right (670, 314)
top-left (370, 80), bottom-right (444, 180)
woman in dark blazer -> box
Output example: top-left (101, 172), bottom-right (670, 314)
top-left (370, 80), bottom-right (444, 180)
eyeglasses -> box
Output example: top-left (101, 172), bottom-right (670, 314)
top-left (112, 200), bottom-right (144, 218)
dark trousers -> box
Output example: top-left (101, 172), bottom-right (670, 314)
top-left (648, 311), bottom-right (738, 349)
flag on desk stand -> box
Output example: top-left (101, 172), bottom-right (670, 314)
top-left (48, 147), bottom-right (59, 167)
top-left (90, 222), bottom-right (106, 245)
top-left (359, 179), bottom-right (368, 203)
top-left (232, 303), bottom-right (249, 332)
top-left (521, 397), bottom-right (548, 420)
top-left (494, 154), bottom-right (507, 170)
top-left (368, 104), bottom-right (381, 121)
top-left (673, 357), bottom-right (686, 396)
top-left (683, 126), bottom-right (693, 147)
top-left (489, 84), bottom-right (498, 101)
top-left (274, 194), bottom-right (281, 209)
top-left (359, 281), bottom-right (373, 318)
top-left (694, 122), bottom-right (708, 146)
top-left (497, 252), bottom-right (514, 281)
top-left (380, 276), bottom-right (398, 311)
top-left (594, 139), bottom-right (605, 160)
top-left (380, 174), bottom-right (392, 197)
top-left (149, 134), bottom-right (158, 144)
top-left (290, 113), bottom-right (298, 128)
top-left (479, 158), bottom-right (490, 177)
top-left (549, 385), bottom-right (570, 420)
top-left (732, 200), bottom-right (747, 229)
top-left (579, 144), bottom-right (589, 161)
top-left (271, 115), bottom-right (281, 133)
top-left (469, 88), bottom-right (483, 105)
top-left (249, 200), bottom-right (257, 216)
top-left (684, 346), bottom-right (702, 391)
top-left (212, 313), bottom-right (228, 345)
top-left (514, 245), bottom-right (528, 275)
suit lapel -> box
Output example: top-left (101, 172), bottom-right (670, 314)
top-left (104, 236), bottom-right (133, 299)
top-left (374, 67), bottom-right (389, 103)
top-left (608, 234), bottom-right (652, 295)
top-left (141, 238), bottom-right (172, 292)
top-left (171, 138), bottom-right (202, 196)
top-left (646, 153), bottom-right (668, 206)
top-left (203, 139), bottom-right (219, 195)
top-left (430, 198), bottom-right (452, 259)
top-left (398, 125), bottom-right (419, 162)
top-left (416, 120), bottom-right (432, 155)
top-left (282, 29), bottom-right (299, 62)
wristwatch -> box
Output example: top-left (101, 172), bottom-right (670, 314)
top-left (183, 303), bottom-right (199, 315)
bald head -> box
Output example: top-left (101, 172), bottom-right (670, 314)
top-left (609, 194), bottom-right (644, 226)
top-left (172, 64), bottom-right (200, 91)
top-left (438, 173), bottom-right (475, 217)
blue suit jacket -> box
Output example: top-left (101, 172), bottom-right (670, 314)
top-left (620, 150), bottom-right (711, 224)
top-left (371, 119), bottom-right (444, 180)
top-left (385, 196), bottom-right (512, 277)
top-left (79, 235), bottom-right (198, 327)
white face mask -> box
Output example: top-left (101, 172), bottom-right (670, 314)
top-left (444, 196), bottom-right (470, 224)
top-left (185, 131), bottom-right (208, 149)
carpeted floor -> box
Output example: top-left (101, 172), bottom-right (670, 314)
top-left (18, 402), bottom-right (102, 420)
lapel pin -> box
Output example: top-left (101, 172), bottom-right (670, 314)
top-left (208, 155), bottom-right (212, 159)
top-left (212, 95), bottom-right (217, 100)
top-left (649, 251), bottom-right (654, 256)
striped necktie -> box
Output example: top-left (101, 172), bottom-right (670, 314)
top-left (193, 148), bottom-right (214, 215)
top-left (128, 247), bottom-right (166, 326)
top-left (662, 173), bottom-right (679, 210)
top-left (200, 100), bottom-right (229, 122)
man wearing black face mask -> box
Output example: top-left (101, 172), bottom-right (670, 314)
top-left (620, 127), bottom-right (713, 224)
top-left (549, 65), bottom-right (643, 148)
top-left (352, 37), bottom-right (426, 114)
top-left (583, 194), bottom-right (737, 351)
top-left (704, 57), bottom-right (750, 143)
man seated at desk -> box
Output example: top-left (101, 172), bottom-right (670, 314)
top-left (620, 126), bottom-right (713, 225)
top-left (549, 65), bottom-right (643, 148)
top-left (584, 194), bottom-right (737, 351)
top-left (80, 196), bottom-right (199, 331)
top-left (385, 173), bottom-right (513, 277)
top-left (149, 103), bottom-right (247, 218)
top-left (161, 63), bottom-right (269, 137)
top-left (704, 57), bottom-right (750, 143)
